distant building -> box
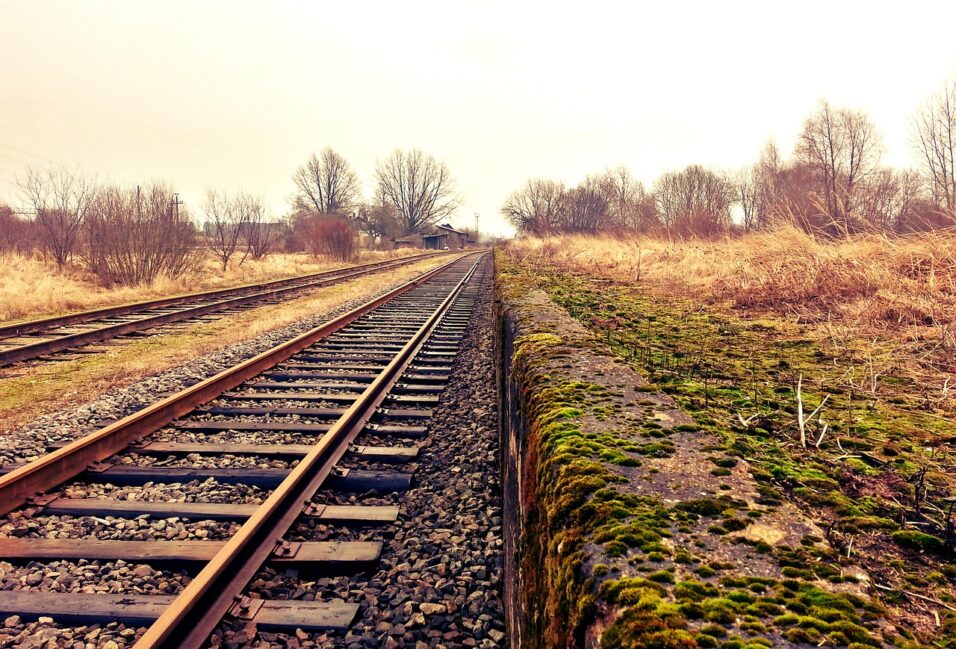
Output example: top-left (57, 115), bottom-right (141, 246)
top-left (423, 223), bottom-right (471, 249)
top-left (394, 233), bottom-right (424, 249)
top-left (393, 223), bottom-right (477, 250)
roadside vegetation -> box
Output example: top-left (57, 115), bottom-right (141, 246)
top-left (499, 79), bottom-right (956, 645)
top-left (501, 231), bottom-right (955, 646)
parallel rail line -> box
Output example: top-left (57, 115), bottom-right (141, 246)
top-left (0, 251), bottom-right (452, 367)
top-left (0, 251), bottom-right (489, 647)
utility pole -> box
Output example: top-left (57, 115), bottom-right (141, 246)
top-left (474, 212), bottom-right (479, 242)
top-left (172, 192), bottom-right (183, 219)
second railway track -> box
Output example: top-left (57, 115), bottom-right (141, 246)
top-left (0, 251), bottom-right (495, 647)
top-left (0, 251), bottom-right (453, 368)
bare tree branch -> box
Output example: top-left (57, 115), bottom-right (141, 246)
top-left (204, 189), bottom-right (248, 271)
top-left (796, 101), bottom-right (883, 234)
top-left (913, 79), bottom-right (956, 213)
top-left (18, 165), bottom-right (97, 268)
top-left (375, 149), bottom-right (460, 235)
top-left (292, 148), bottom-right (360, 216)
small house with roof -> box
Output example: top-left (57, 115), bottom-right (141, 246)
top-left (423, 223), bottom-right (469, 250)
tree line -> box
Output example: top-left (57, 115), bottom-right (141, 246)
top-left (504, 78), bottom-right (956, 237)
top-left (0, 147), bottom-right (459, 284)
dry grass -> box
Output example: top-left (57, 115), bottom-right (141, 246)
top-left (507, 228), bottom-right (956, 365)
top-left (0, 248), bottom-right (426, 323)
top-left (0, 255), bottom-right (452, 432)
top-left (506, 229), bottom-right (956, 416)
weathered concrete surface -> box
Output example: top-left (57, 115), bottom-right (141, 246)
top-left (496, 275), bottom-right (888, 648)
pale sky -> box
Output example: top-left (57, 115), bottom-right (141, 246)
top-left (2, 1), bottom-right (956, 236)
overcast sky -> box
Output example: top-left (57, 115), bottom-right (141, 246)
top-left (2, 1), bottom-right (956, 236)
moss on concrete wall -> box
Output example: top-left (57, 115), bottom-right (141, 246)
top-left (496, 253), bottom-right (940, 649)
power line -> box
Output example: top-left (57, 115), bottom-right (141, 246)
top-left (0, 143), bottom-right (54, 164)
top-left (0, 154), bottom-right (32, 168)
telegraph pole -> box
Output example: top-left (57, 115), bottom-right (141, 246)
top-left (474, 212), bottom-right (479, 242)
top-left (172, 192), bottom-right (183, 219)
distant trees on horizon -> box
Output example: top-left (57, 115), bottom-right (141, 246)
top-left (0, 146), bottom-right (463, 283)
top-left (504, 77), bottom-right (956, 238)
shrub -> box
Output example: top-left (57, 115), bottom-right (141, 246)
top-left (293, 213), bottom-right (357, 261)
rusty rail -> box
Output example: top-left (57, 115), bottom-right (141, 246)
top-left (0, 252), bottom-right (446, 339)
top-left (0, 254), bottom-right (472, 516)
top-left (0, 252), bottom-right (456, 367)
top-left (134, 253), bottom-right (484, 649)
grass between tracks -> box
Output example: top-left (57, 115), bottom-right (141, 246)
top-left (0, 255), bottom-right (450, 434)
top-left (499, 232), bottom-right (956, 648)
top-left (0, 248), bottom-right (428, 323)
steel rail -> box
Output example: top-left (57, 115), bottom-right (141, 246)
top-left (133, 253), bottom-right (484, 649)
top-left (0, 251), bottom-right (447, 340)
top-left (0, 252), bottom-right (459, 367)
top-left (0, 253), bottom-right (477, 516)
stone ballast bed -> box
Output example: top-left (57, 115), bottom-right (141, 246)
top-left (496, 262), bottom-right (906, 648)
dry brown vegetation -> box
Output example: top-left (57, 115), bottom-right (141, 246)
top-left (0, 248), bottom-right (425, 323)
top-left (507, 228), bottom-right (956, 380)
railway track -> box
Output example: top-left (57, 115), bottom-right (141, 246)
top-left (0, 251), bottom-right (491, 647)
top-left (0, 251), bottom-right (452, 368)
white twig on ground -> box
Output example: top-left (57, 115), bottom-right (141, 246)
top-left (874, 583), bottom-right (956, 612)
top-left (736, 412), bottom-right (759, 427)
top-left (797, 373), bottom-right (830, 450)
top-left (814, 422), bottom-right (830, 448)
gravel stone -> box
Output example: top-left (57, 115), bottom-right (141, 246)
top-left (228, 259), bottom-right (506, 647)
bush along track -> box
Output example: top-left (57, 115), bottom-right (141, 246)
top-left (495, 252), bottom-right (955, 649)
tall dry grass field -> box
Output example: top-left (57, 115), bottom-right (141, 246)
top-left (509, 228), bottom-right (956, 345)
top-left (507, 227), bottom-right (956, 372)
top-left (0, 248), bottom-right (424, 323)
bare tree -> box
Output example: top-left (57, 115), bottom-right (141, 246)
top-left (501, 179), bottom-right (566, 234)
top-left (0, 205), bottom-right (40, 253)
top-left (355, 201), bottom-right (402, 247)
top-left (236, 194), bottom-right (276, 260)
top-left (292, 148), bottom-right (360, 216)
top-left (796, 101), bottom-right (882, 233)
top-left (375, 149), bottom-right (460, 234)
top-left (736, 166), bottom-right (761, 232)
top-left (856, 168), bottom-right (927, 232)
top-left (596, 167), bottom-right (658, 231)
top-left (18, 165), bottom-right (97, 268)
top-left (84, 183), bottom-right (199, 285)
top-left (560, 176), bottom-right (610, 232)
top-left (654, 165), bottom-right (735, 235)
top-left (204, 189), bottom-right (248, 271)
top-left (293, 213), bottom-right (356, 260)
top-left (752, 141), bottom-right (784, 229)
top-left (914, 79), bottom-right (956, 212)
